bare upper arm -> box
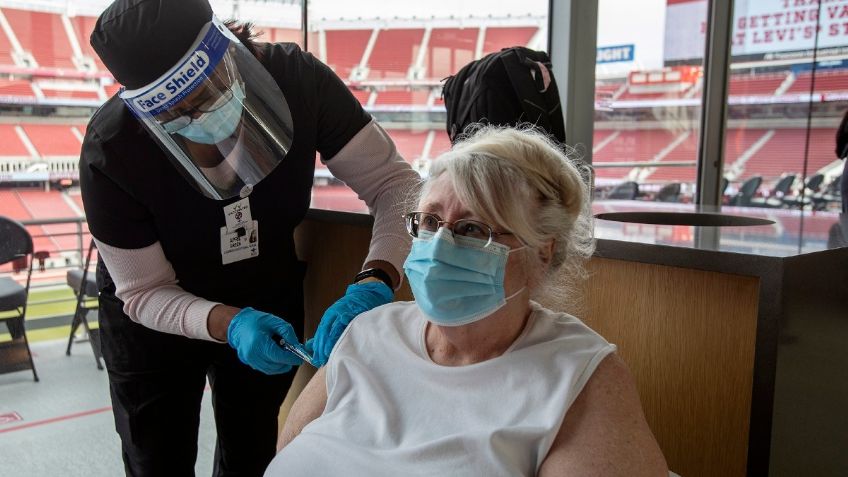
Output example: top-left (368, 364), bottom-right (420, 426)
top-left (537, 353), bottom-right (668, 477)
top-left (277, 366), bottom-right (329, 451)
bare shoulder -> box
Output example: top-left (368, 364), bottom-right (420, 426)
top-left (537, 353), bottom-right (668, 477)
top-left (277, 367), bottom-right (328, 451)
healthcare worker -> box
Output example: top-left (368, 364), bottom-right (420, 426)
top-left (79, 0), bottom-right (417, 475)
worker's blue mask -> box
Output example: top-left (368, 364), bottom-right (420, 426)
top-left (177, 81), bottom-right (246, 145)
top-left (403, 228), bottom-right (525, 326)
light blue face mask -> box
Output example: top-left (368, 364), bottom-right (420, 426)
top-left (177, 81), bottom-right (246, 145)
top-left (403, 228), bottom-right (525, 327)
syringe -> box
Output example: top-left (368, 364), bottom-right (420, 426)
top-left (272, 334), bottom-right (314, 365)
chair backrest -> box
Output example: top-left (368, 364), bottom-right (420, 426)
top-left (656, 183), bottom-right (681, 202)
top-left (608, 181), bottom-right (639, 200)
top-left (805, 173), bottom-right (825, 192)
top-left (772, 174), bottom-right (796, 195)
top-left (826, 175), bottom-right (842, 194)
top-left (0, 216), bottom-right (33, 265)
top-left (740, 176), bottom-right (762, 196)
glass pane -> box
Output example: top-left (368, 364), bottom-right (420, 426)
top-left (307, 1), bottom-right (550, 211)
top-left (593, 0), bottom-right (706, 207)
top-left (717, 0), bottom-right (844, 255)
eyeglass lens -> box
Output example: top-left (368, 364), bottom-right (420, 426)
top-left (408, 212), bottom-right (492, 242)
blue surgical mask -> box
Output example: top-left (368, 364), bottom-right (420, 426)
top-left (177, 82), bottom-right (246, 145)
top-left (403, 228), bottom-right (525, 326)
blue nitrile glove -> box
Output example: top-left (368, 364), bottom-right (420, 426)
top-left (306, 281), bottom-right (393, 367)
top-left (228, 307), bottom-right (306, 375)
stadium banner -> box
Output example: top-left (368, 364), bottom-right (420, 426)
top-left (664, 0), bottom-right (848, 62)
top-left (597, 44), bottom-right (635, 64)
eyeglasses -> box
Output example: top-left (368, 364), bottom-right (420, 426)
top-left (160, 86), bottom-right (236, 134)
top-left (404, 211), bottom-right (513, 248)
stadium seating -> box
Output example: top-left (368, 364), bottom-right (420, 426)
top-left (15, 189), bottom-right (79, 252)
top-left (386, 130), bottom-right (429, 162)
top-left (644, 132), bottom-right (699, 182)
top-left (617, 87), bottom-right (693, 101)
top-left (373, 89), bottom-right (430, 106)
top-left (22, 124), bottom-right (82, 157)
top-left (325, 29), bottom-right (372, 79)
top-left (0, 79), bottom-right (34, 97)
top-left (728, 73), bottom-right (787, 95)
top-left (0, 190), bottom-right (50, 254)
top-left (0, 15), bottom-right (14, 65)
top-left (3, 8), bottom-right (74, 69)
top-left (481, 27), bottom-right (537, 55)
top-left (367, 29), bottom-right (425, 79)
top-left (261, 27), bottom-right (301, 45)
top-left (735, 129), bottom-right (837, 181)
top-left (593, 130), bottom-right (677, 179)
top-left (424, 28), bottom-right (478, 79)
top-left (348, 87), bottom-right (371, 105)
top-left (429, 130), bottom-right (452, 158)
top-left (0, 125), bottom-right (30, 157)
top-left (68, 15), bottom-right (104, 70)
top-left (785, 70), bottom-right (848, 94)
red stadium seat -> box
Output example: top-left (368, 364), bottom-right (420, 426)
top-left (325, 29), bottom-right (372, 79)
top-left (4, 9), bottom-right (75, 69)
top-left (0, 124), bottom-right (31, 156)
top-left (429, 130), bottom-right (452, 159)
top-left (385, 130), bottom-right (428, 162)
top-left (424, 28), bottom-right (478, 79)
top-left (593, 130), bottom-right (677, 179)
top-left (21, 124), bottom-right (82, 156)
top-left (373, 89), bottom-right (430, 106)
top-left (367, 29), bottom-right (425, 79)
top-left (736, 129), bottom-right (839, 181)
top-left (729, 73), bottom-right (786, 96)
top-left (68, 15), bottom-right (106, 71)
top-left (0, 79), bottom-right (35, 97)
top-left (481, 27), bottom-right (537, 55)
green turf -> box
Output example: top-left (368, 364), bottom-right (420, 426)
top-left (0, 286), bottom-right (96, 342)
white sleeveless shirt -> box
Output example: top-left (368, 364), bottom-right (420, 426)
top-left (267, 301), bottom-right (615, 477)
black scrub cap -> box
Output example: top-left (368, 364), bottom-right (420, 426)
top-left (91, 0), bottom-right (215, 90)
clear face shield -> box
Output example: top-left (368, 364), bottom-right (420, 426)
top-left (120, 17), bottom-right (294, 200)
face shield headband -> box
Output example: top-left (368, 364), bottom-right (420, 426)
top-left (119, 16), bottom-right (294, 200)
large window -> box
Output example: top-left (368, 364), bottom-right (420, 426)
top-left (307, 0), bottom-right (550, 211)
top-left (592, 0), bottom-right (845, 213)
top-left (592, 0), bottom-right (707, 205)
top-left (722, 0), bottom-right (845, 212)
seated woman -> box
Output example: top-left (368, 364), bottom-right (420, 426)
top-left (267, 127), bottom-right (668, 476)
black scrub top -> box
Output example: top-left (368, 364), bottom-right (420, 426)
top-left (79, 43), bottom-right (370, 326)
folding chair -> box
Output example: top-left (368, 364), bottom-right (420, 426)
top-left (66, 239), bottom-right (103, 370)
top-left (0, 216), bottom-right (38, 381)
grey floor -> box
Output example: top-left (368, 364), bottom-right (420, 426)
top-left (0, 338), bottom-right (217, 477)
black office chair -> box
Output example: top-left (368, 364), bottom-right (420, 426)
top-left (0, 216), bottom-right (38, 381)
top-left (812, 175), bottom-right (842, 211)
top-left (66, 240), bottom-right (103, 370)
top-left (607, 181), bottom-right (640, 200)
top-left (782, 173), bottom-right (824, 209)
top-left (751, 174), bottom-right (796, 208)
top-left (655, 182), bottom-right (681, 202)
top-left (729, 176), bottom-right (762, 206)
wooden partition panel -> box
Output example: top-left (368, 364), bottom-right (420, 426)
top-left (574, 258), bottom-right (760, 477)
top-left (284, 218), bottom-right (762, 477)
top-left (280, 218), bottom-right (413, 424)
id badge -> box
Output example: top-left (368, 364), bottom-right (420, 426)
top-left (223, 197), bottom-right (252, 231)
top-left (220, 220), bottom-right (259, 265)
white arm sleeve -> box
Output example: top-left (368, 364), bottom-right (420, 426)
top-left (324, 118), bottom-right (421, 287)
top-left (93, 239), bottom-right (223, 342)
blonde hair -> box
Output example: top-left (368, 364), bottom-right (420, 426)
top-left (421, 125), bottom-right (594, 302)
